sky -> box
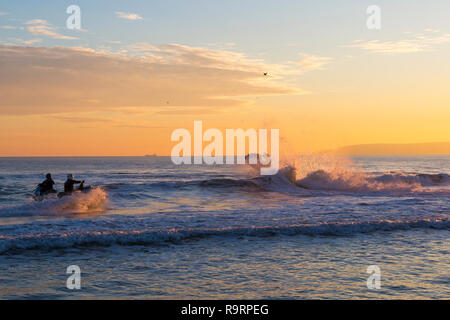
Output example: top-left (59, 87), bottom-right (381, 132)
top-left (0, 0), bottom-right (449, 156)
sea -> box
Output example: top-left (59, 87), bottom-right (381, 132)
top-left (0, 155), bottom-right (448, 299)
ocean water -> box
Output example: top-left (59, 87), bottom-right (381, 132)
top-left (0, 155), bottom-right (448, 299)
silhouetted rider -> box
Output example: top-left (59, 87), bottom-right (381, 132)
top-left (64, 174), bottom-right (84, 193)
top-left (39, 173), bottom-right (55, 195)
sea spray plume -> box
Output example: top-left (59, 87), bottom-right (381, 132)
top-left (265, 153), bottom-right (360, 189)
top-left (0, 187), bottom-right (108, 217)
top-left (292, 153), bottom-right (356, 180)
top-left (244, 153), bottom-right (353, 191)
top-left (51, 187), bottom-right (108, 213)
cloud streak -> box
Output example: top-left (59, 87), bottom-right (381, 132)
top-left (115, 12), bottom-right (143, 21)
top-left (348, 30), bottom-right (450, 54)
top-left (297, 53), bottom-right (333, 71)
top-left (6, 38), bottom-right (42, 45)
top-left (26, 19), bottom-right (77, 40)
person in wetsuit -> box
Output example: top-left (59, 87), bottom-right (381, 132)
top-left (64, 174), bottom-right (84, 193)
top-left (38, 173), bottom-right (56, 195)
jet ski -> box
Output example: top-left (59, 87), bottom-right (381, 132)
top-left (33, 185), bottom-right (57, 201)
top-left (57, 183), bottom-right (92, 199)
top-left (33, 182), bottom-right (93, 201)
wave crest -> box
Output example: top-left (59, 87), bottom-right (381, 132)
top-left (0, 218), bottom-right (447, 254)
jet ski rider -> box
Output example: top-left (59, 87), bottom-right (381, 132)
top-left (64, 174), bottom-right (85, 193)
top-left (38, 173), bottom-right (56, 195)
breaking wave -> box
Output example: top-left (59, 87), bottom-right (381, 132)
top-left (247, 155), bottom-right (450, 194)
top-left (0, 218), bottom-right (447, 254)
top-left (295, 170), bottom-right (447, 192)
top-left (103, 168), bottom-right (450, 195)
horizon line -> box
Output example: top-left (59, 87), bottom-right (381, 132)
top-left (1, 154), bottom-right (450, 158)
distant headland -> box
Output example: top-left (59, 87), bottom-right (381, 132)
top-left (322, 142), bottom-right (450, 155)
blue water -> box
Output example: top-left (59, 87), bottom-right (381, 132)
top-left (0, 156), bottom-right (448, 299)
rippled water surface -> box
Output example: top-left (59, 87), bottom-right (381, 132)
top-left (0, 156), bottom-right (448, 299)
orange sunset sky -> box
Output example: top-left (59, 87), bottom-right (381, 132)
top-left (0, 1), bottom-right (449, 156)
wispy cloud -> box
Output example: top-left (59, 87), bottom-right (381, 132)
top-left (25, 19), bottom-right (47, 25)
top-left (46, 115), bottom-right (116, 124)
top-left (349, 39), bottom-right (426, 54)
top-left (0, 25), bottom-right (16, 30)
top-left (7, 38), bottom-right (42, 45)
top-left (0, 44), bottom-right (300, 115)
top-left (127, 43), bottom-right (331, 78)
top-left (25, 19), bottom-right (77, 40)
top-left (0, 12), bottom-right (8, 16)
top-left (297, 53), bottom-right (333, 71)
top-left (348, 30), bottom-right (450, 54)
top-left (424, 28), bottom-right (440, 33)
top-left (115, 12), bottom-right (143, 21)
top-left (113, 124), bottom-right (168, 129)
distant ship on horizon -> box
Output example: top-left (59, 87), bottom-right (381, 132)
top-left (144, 153), bottom-right (158, 157)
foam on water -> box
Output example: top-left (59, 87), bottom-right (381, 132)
top-left (0, 187), bottom-right (108, 217)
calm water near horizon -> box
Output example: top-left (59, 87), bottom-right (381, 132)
top-left (0, 155), bottom-right (448, 299)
